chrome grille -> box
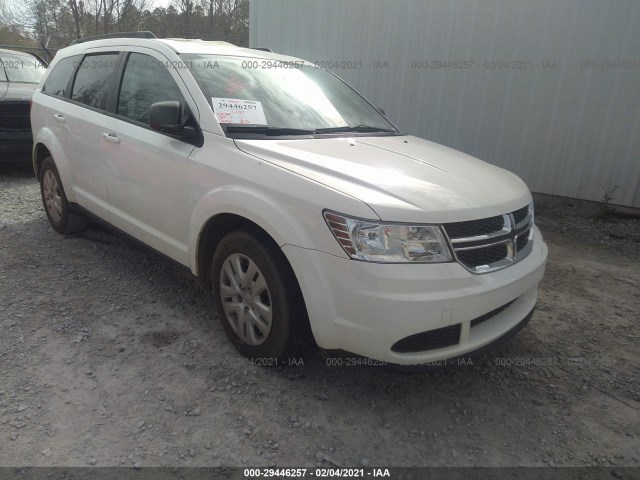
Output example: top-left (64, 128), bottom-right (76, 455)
top-left (512, 205), bottom-right (529, 225)
top-left (440, 216), bottom-right (505, 239)
top-left (457, 243), bottom-right (508, 268)
top-left (442, 203), bottom-right (534, 274)
top-left (516, 233), bottom-right (530, 251)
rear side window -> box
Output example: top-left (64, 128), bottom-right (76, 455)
top-left (117, 53), bottom-right (188, 124)
top-left (71, 53), bottom-right (120, 110)
top-left (42, 55), bottom-right (81, 97)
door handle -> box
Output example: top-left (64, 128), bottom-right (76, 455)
top-left (102, 133), bottom-right (120, 144)
top-left (53, 114), bottom-right (65, 123)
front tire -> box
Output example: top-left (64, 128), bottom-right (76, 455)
top-left (39, 157), bottom-right (88, 234)
top-left (211, 230), bottom-right (309, 361)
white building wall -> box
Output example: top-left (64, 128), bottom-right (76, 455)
top-left (250, 0), bottom-right (640, 207)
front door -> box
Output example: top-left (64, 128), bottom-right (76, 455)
top-left (100, 49), bottom-right (199, 265)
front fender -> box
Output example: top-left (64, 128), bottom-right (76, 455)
top-left (188, 185), bottom-right (320, 273)
top-left (188, 185), bottom-right (353, 346)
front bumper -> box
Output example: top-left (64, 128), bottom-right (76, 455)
top-left (282, 226), bottom-right (548, 365)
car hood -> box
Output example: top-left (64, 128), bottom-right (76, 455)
top-left (234, 135), bottom-right (531, 223)
top-left (0, 82), bottom-right (38, 100)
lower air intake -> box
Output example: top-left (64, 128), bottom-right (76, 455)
top-left (391, 324), bottom-right (461, 353)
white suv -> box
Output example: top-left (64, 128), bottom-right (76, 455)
top-left (31, 32), bottom-right (548, 366)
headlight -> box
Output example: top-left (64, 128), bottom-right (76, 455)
top-left (324, 211), bottom-right (452, 263)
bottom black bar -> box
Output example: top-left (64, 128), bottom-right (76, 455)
top-left (0, 467), bottom-right (637, 480)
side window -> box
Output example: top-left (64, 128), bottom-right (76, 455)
top-left (42, 55), bottom-right (81, 97)
top-left (117, 53), bottom-right (188, 125)
top-left (71, 53), bottom-right (120, 110)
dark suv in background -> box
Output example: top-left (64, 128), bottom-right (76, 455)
top-left (0, 48), bottom-right (47, 161)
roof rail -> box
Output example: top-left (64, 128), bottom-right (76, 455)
top-left (252, 47), bottom-right (273, 53)
top-left (73, 31), bottom-right (156, 45)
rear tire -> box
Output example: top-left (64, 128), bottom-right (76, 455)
top-left (211, 230), bottom-right (310, 361)
top-left (39, 157), bottom-right (88, 234)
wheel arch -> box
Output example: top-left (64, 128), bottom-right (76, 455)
top-left (33, 142), bottom-right (52, 179)
top-left (189, 187), bottom-right (317, 277)
top-left (195, 212), bottom-right (301, 294)
top-left (196, 212), bottom-right (313, 341)
top-left (32, 132), bottom-right (77, 203)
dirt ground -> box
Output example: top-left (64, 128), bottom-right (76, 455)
top-left (0, 162), bottom-right (638, 468)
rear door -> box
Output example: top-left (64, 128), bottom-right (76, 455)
top-left (100, 48), bottom-right (200, 265)
top-left (62, 49), bottom-right (123, 219)
top-left (34, 54), bottom-right (81, 169)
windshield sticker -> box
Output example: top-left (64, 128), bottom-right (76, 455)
top-left (212, 98), bottom-right (268, 125)
top-left (224, 75), bottom-right (246, 95)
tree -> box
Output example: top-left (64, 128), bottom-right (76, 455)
top-left (5, 0), bottom-right (248, 49)
top-left (68, 0), bottom-right (85, 40)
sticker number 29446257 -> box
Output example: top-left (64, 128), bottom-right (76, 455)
top-left (212, 98), bottom-right (268, 125)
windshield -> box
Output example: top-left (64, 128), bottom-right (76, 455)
top-left (180, 54), bottom-right (398, 137)
top-left (0, 53), bottom-right (46, 83)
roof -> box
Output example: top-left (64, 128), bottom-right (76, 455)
top-left (54, 37), bottom-right (308, 64)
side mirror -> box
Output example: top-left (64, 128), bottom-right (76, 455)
top-left (149, 101), bottom-right (183, 134)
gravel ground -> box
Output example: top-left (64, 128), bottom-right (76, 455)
top-left (0, 162), bottom-right (639, 468)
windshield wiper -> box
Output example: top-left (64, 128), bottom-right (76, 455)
top-left (226, 126), bottom-right (314, 136)
top-left (226, 125), bottom-right (397, 136)
top-left (314, 125), bottom-right (396, 134)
